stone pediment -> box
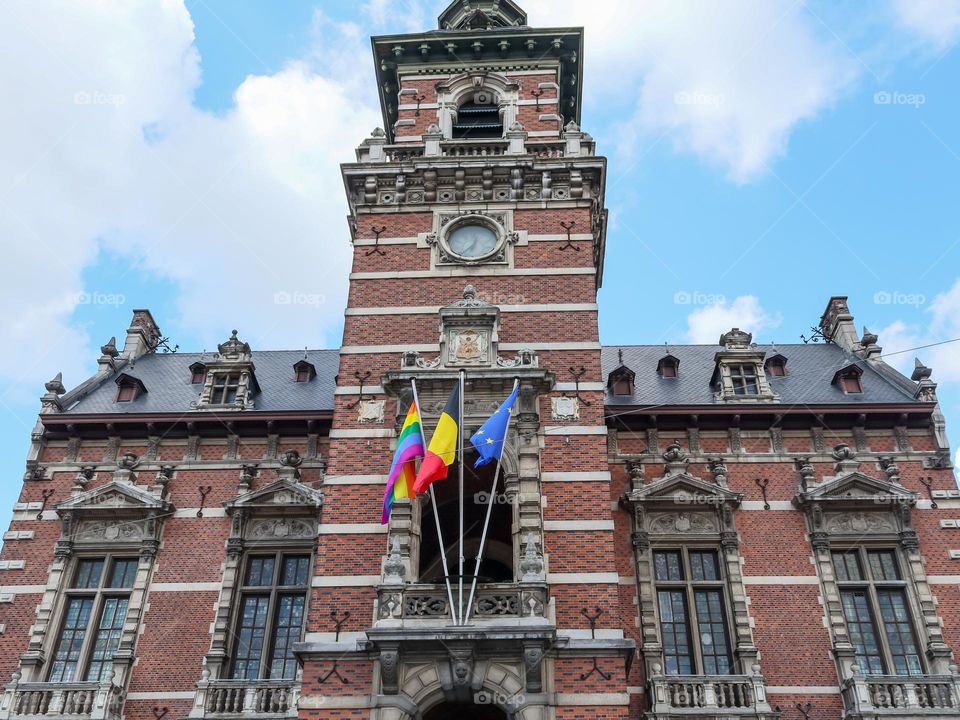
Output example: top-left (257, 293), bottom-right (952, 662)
top-left (225, 478), bottom-right (322, 512)
top-left (627, 473), bottom-right (743, 507)
top-left (794, 471), bottom-right (916, 509)
top-left (56, 481), bottom-right (170, 516)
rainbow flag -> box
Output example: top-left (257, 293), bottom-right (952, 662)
top-left (381, 400), bottom-right (425, 524)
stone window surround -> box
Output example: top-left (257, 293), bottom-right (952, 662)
top-left (379, 376), bottom-right (547, 591)
top-left (795, 471), bottom-right (955, 680)
top-left (14, 477), bottom-right (169, 692)
top-left (625, 477), bottom-right (761, 679)
top-left (422, 208), bottom-right (525, 270)
top-left (200, 477), bottom-right (321, 685)
top-left (433, 71), bottom-right (521, 141)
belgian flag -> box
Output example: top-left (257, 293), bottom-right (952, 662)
top-left (412, 383), bottom-right (460, 493)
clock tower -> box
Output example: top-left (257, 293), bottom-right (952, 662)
top-left (299, 2), bottom-right (632, 719)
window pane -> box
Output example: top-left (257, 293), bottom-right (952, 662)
top-left (108, 559), bottom-right (138, 589)
top-left (841, 590), bottom-right (884, 675)
top-left (877, 590), bottom-right (922, 676)
top-left (269, 594), bottom-right (306, 679)
top-left (74, 559), bottom-right (105, 589)
top-left (695, 590), bottom-right (732, 674)
top-left (232, 595), bottom-right (270, 680)
top-left (689, 551), bottom-right (719, 581)
top-left (658, 590), bottom-right (693, 675)
top-left (832, 551), bottom-right (863, 582)
top-left (868, 551), bottom-right (901, 582)
top-left (50, 597), bottom-right (94, 682)
top-left (86, 597), bottom-right (129, 681)
top-left (281, 556), bottom-right (310, 587)
top-left (245, 557), bottom-right (276, 587)
top-left (654, 551), bottom-right (683, 581)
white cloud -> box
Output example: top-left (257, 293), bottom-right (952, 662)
top-left (891, 0), bottom-right (960, 51)
top-left (521, 0), bottom-right (860, 182)
top-left (0, 1), bottom-right (381, 400)
top-left (877, 278), bottom-right (960, 382)
top-left (684, 295), bottom-right (781, 344)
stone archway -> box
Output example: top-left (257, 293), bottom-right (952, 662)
top-left (423, 701), bottom-right (508, 720)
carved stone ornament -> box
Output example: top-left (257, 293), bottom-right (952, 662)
top-left (358, 399), bottom-right (386, 424)
top-left (649, 512), bottom-right (717, 534)
top-left (383, 536), bottom-right (406, 584)
top-left (519, 532), bottom-right (543, 582)
top-left (246, 517), bottom-right (315, 540)
top-left (448, 328), bottom-right (488, 362)
top-left (76, 520), bottom-right (145, 542)
top-left (825, 512), bottom-right (895, 535)
top-left (551, 395), bottom-right (580, 421)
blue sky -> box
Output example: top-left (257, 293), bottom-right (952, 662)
top-left (1, 0), bottom-right (959, 541)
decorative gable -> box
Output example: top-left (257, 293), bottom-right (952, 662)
top-left (194, 330), bottom-right (260, 409)
top-left (55, 480), bottom-right (171, 557)
top-left (225, 477), bottom-right (322, 514)
top-left (711, 327), bottom-right (778, 403)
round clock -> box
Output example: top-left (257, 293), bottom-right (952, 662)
top-left (447, 223), bottom-right (498, 259)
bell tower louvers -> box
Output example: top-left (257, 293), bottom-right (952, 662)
top-left (299, 2), bottom-right (632, 719)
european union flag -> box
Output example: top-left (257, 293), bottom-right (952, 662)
top-left (470, 385), bottom-right (519, 468)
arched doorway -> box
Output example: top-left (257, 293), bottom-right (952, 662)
top-left (423, 701), bottom-right (508, 720)
top-left (419, 459), bottom-right (513, 583)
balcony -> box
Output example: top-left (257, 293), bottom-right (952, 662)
top-left (841, 675), bottom-right (960, 717)
top-left (647, 674), bottom-right (778, 719)
top-left (190, 677), bottom-right (299, 718)
top-left (355, 137), bottom-right (595, 163)
top-left (376, 582), bottom-right (548, 624)
top-left (0, 676), bottom-right (124, 720)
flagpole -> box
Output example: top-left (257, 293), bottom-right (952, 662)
top-left (410, 378), bottom-right (458, 625)
top-left (464, 378), bottom-right (519, 623)
top-left (457, 369), bottom-right (466, 626)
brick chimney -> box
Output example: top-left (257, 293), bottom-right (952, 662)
top-left (121, 309), bottom-right (161, 360)
top-left (818, 296), bottom-right (859, 352)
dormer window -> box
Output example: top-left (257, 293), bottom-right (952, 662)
top-left (114, 374), bottom-right (146, 403)
top-left (833, 365), bottom-right (864, 394)
top-left (728, 364), bottom-right (760, 395)
top-left (607, 361), bottom-right (636, 397)
top-left (764, 354), bottom-right (787, 377)
top-left (657, 354), bottom-right (679, 378)
top-left (293, 360), bottom-right (316, 383)
top-left (189, 362), bottom-right (206, 384)
top-left (211, 373), bottom-right (241, 404)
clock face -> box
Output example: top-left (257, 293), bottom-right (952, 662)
top-left (447, 223), bottom-right (498, 259)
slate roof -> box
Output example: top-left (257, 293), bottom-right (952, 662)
top-left (63, 350), bottom-right (339, 415)
top-left (601, 344), bottom-right (920, 407)
top-left (58, 342), bottom-right (921, 416)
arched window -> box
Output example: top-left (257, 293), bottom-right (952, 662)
top-left (419, 460), bottom-right (513, 583)
top-left (452, 100), bottom-right (503, 139)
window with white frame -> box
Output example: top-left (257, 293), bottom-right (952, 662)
top-left (49, 556), bottom-right (138, 682)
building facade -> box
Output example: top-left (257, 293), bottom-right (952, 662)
top-left (1, 3), bottom-right (959, 720)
